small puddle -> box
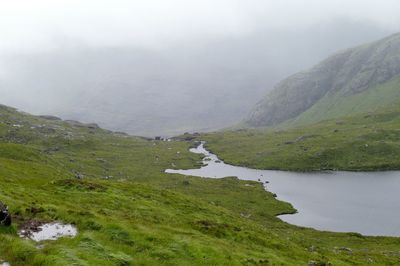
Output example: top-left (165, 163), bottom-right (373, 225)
top-left (19, 222), bottom-right (77, 242)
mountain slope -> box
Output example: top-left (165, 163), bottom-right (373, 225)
top-left (246, 32), bottom-right (400, 127)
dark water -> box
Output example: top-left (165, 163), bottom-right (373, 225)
top-left (166, 142), bottom-right (400, 236)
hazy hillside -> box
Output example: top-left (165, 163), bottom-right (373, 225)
top-left (246, 32), bottom-right (400, 127)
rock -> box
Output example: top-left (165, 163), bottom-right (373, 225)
top-left (308, 245), bottom-right (317, 252)
top-left (0, 202), bottom-right (11, 226)
top-left (39, 115), bottom-right (62, 121)
top-left (74, 172), bottom-right (84, 179)
top-left (240, 213), bottom-right (252, 218)
top-left (334, 246), bottom-right (353, 253)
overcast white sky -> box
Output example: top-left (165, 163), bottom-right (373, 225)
top-left (0, 0), bottom-right (400, 54)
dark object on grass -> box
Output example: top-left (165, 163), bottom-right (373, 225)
top-left (0, 202), bottom-right (11, 226)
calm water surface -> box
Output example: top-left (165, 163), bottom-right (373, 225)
top-left (166, 142), bottom-right (400, 236)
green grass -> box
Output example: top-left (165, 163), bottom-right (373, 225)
top-left (1, 105), bottom-right (400, 265)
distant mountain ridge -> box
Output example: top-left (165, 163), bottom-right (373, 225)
top-left (246, 32), bottom-right (400, 127)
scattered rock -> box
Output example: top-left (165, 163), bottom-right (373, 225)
top-left (334, 246), bottom-right (353, 253)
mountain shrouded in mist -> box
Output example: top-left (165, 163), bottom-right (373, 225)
top-left (0, 22), bottom-right (392, 136)
top-left (246, 32), bottom-right (400, 128)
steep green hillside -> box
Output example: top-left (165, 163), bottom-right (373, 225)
top-left (2, 104), bottom-right (400, 265)
top-left (246, 32), bottom-right (400, 128)
top-left (201, 107), bottom-right (400, 171)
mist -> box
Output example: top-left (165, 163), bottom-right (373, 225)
top-left (1, 0), bottom-right (400, 136)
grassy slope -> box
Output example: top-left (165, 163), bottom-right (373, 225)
top-left (201, 107), bottom-right (400, 171)
top-left (1, 105), bottom-right (400, 265)
top-left (282, 76), bottom-right (400, 128)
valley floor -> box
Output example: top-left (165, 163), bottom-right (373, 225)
top-left (1, 105), bottom-right (400, 265)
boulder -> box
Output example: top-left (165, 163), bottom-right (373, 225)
top-left (0, 202), bottom-right (11, 226)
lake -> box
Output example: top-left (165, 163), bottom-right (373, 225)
top-left (166, 142), bottom-right (400, 236)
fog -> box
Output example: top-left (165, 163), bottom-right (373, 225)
top-left (1, 0), bottom-right (400, 136)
